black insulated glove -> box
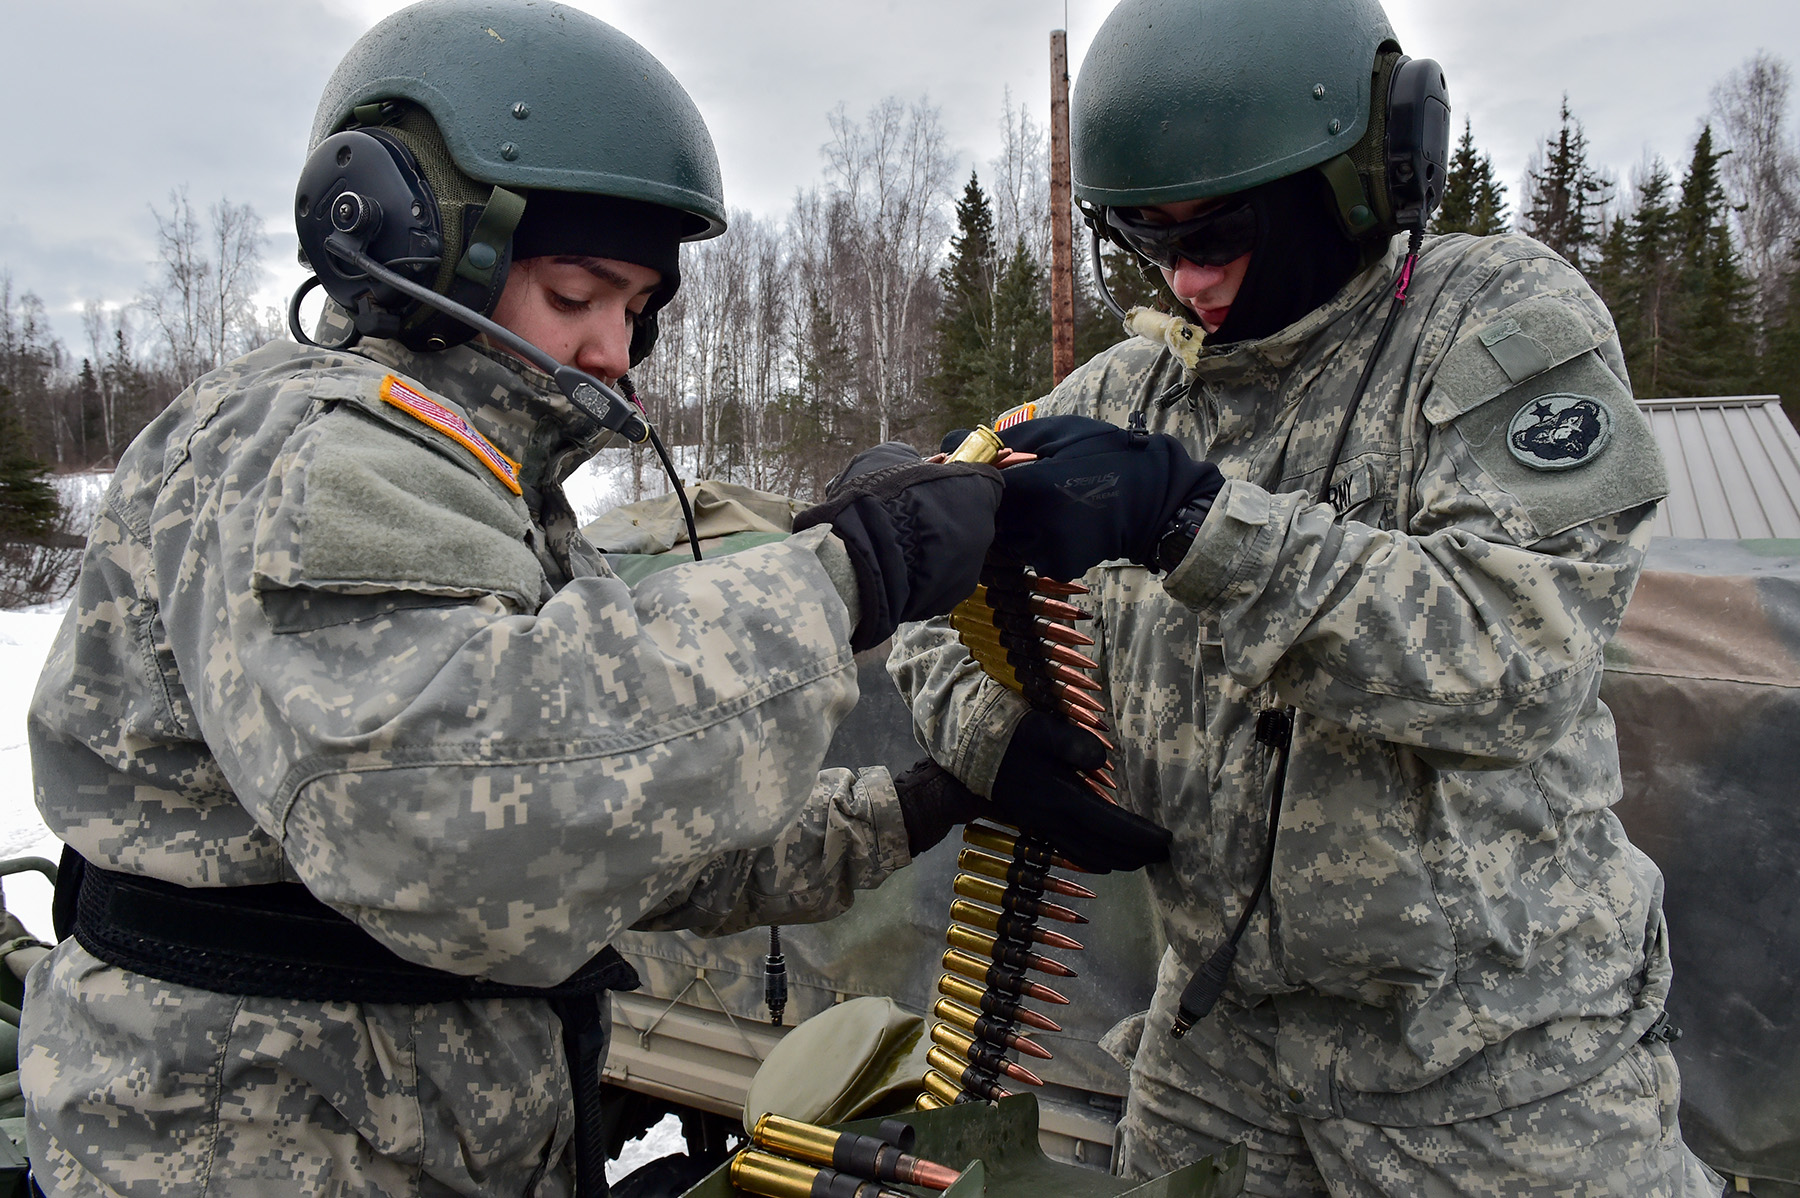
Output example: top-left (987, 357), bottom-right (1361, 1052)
top-left (893, 758), bottom-right (985, 857)
top-left (993, 416), bottom-right (1224, 581)
top-left (795, 442), bottom-right (1002, 652)
top-left (988, 711), bottom-right (1173, 873)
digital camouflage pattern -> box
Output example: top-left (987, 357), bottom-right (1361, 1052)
top-left (891, 231), bottom-right (1721, 1195)
top-left (24, 336), bottom-right (911, 1196)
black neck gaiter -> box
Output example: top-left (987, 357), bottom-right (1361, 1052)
top-left (1209, 170), bottom-right (1364, 346)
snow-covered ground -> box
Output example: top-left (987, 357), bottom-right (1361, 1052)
top-left (0, 600), bottom-right (69, 942)
top-left (563, 444), bottom-right (707, 526)
top-left (606, 1114), bottom-right (689, 1184)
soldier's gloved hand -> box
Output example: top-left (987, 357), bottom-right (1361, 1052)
top-left (795, 443), bottom-right (1002, 652)
top-left (991, 416), bottom-right (1223, 580)
top-left (893, 758), bottom-right (985, 857)
top-left (989, 711), bottom-right (1172, 873)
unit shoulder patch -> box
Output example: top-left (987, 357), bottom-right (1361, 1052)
top-left (1439, 349), bottom-right (1668, 542)
top-left (379, 374), bottom-right (523, 495)
top-left (1506, 393), bottom-right (1614, 471)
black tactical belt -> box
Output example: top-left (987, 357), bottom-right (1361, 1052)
top-left (54, 847), bottom-right (636, 1197)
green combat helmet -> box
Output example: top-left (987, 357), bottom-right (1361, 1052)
top-left (1071, 0), bottom-right (1448, 328)
top-left (1072, 0), bottom-right (1395, 209)
top-left (296, 0), bottom-right (725, 359)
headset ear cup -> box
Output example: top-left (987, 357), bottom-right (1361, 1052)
top-left (295, 129), bottom-right (443, 338)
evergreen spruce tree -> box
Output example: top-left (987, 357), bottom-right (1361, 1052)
top-left (987, 236), bottom-right (1053, 411)
top-left (1438, 118), bottom-right (1510, 236)
top-left (1764, 242), bottom-right (1800, 428)
top-left (932, 171), bottom-right (1001, 432)
top-left (1593, 214), bottom-right (1632, 318)
top-left (0, 387), bottom-right (59, 543)
top-left (1668, 125), bottom-right (1756, 395)
top-left (1521, 97), bottom-right (1613, 273)
top-left (777, 290), bottom-right (859, 499)
top-left (1618, 160), bottom-right (1685, 396)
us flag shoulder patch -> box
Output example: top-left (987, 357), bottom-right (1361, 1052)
top-left (379, 375), bottom-right (523, 495)
top-left (993, 402), bottom-right (1038, 432)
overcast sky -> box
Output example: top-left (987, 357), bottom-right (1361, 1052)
top-left (3, 0), bottom-right (1796, 352)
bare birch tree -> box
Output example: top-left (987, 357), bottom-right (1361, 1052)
top-left (1712, 52), bottom-right (1800, 339)
top-left (990, 90), bottom-right (1051, 270)
top-left (822, 96), bottom-right (954, 443)
top-left (142, 188), bottom-right (268, 383)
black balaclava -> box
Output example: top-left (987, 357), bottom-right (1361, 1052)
top-left (510, 190), bottom-right (685, 313)
top-left (1208, 169), bottom-right (1363, 346)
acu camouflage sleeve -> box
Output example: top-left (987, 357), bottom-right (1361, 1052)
top-left (207, 411), bottom-right (901, 987)
top-left (1165, 271), bottom-right (1668, 768)
top-left (631, 765), bottom-right (910, 935)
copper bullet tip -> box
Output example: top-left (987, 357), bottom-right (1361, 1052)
top-left (906, 1160), bottom-right (964, 1191)
top-left (1035, 620), bottom-right (1096, 647)
top-left (1035, 898), bottom-right (1089, 925)
top-left (1047, 663), bottom-right (1102, 692)
top-left (1029, 596), bottom-right (1090, 621)
top-left (1044, 643), bottom-right (1102, 671)
top-left (1058, 688), bottom-right (1107, 715)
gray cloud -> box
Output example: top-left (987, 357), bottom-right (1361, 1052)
top-left (5, 0), bottom-right (1796, 352)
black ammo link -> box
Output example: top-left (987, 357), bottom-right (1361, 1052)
top-left (985, 935), bottom-right (1043, 975)
top-left (975, 957), bottom-right (1031, 998)
top-left (964, 1036), bottom-right (1011, 1077)
top-left (58, 848), bottom-right (638, 1198)
top-left (972, 1009), bottom-right (1018, 1048)
top-left (973, 986), bottom-right (1032, 1027)
top-left (995, 887), bottom-right (1055, 922)
top-left (999, 862), bottom-right (1047, 896)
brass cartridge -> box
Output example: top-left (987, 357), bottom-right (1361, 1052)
top-left (953, 873), bottom-right (1088, 924)
top-left (945, 922), bottom-right (1077, 978)
top-left (936, 972), bottom-right (1062, 1032)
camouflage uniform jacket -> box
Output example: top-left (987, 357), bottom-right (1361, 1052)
top-left (25, 337), bottom-right (909, 1196)
top-left (891, 233), bottom-right (1673, 1127)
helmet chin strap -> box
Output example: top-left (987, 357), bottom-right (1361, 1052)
top-left (289, 236), bottom-right (705, 563)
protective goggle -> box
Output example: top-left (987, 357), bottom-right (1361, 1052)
top-left (1105, 200), bottom-right (1259, 269)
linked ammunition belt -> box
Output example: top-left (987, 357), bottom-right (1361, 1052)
top-left (53, 848), bottom-right (637, 1198)
top-left (916, 426), bottom-right (1112, 1109)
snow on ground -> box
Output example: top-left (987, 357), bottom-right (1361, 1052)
top-left (605, 1113), bottom-right (688, 1184)
top-left (563, 444), bottom-right (709, 526)
top-left (0, 600), bottom-right (70, 943)
top-left (1, 474), bottom-right (106, 938)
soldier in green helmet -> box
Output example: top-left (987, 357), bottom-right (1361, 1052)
top-left (893, 0), bottom-right (1725, 1193)
top-left (18, 2), bottom-right (1036, 1194)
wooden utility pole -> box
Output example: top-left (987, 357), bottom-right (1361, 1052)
top-left (1049, 29), bottom-right (1075, 383)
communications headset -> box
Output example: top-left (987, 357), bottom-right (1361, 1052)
top-left (287, 116), bottom-right (704, 559)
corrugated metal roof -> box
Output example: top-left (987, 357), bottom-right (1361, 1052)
top-left (1638, 396), bottom-right (1800, 539)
